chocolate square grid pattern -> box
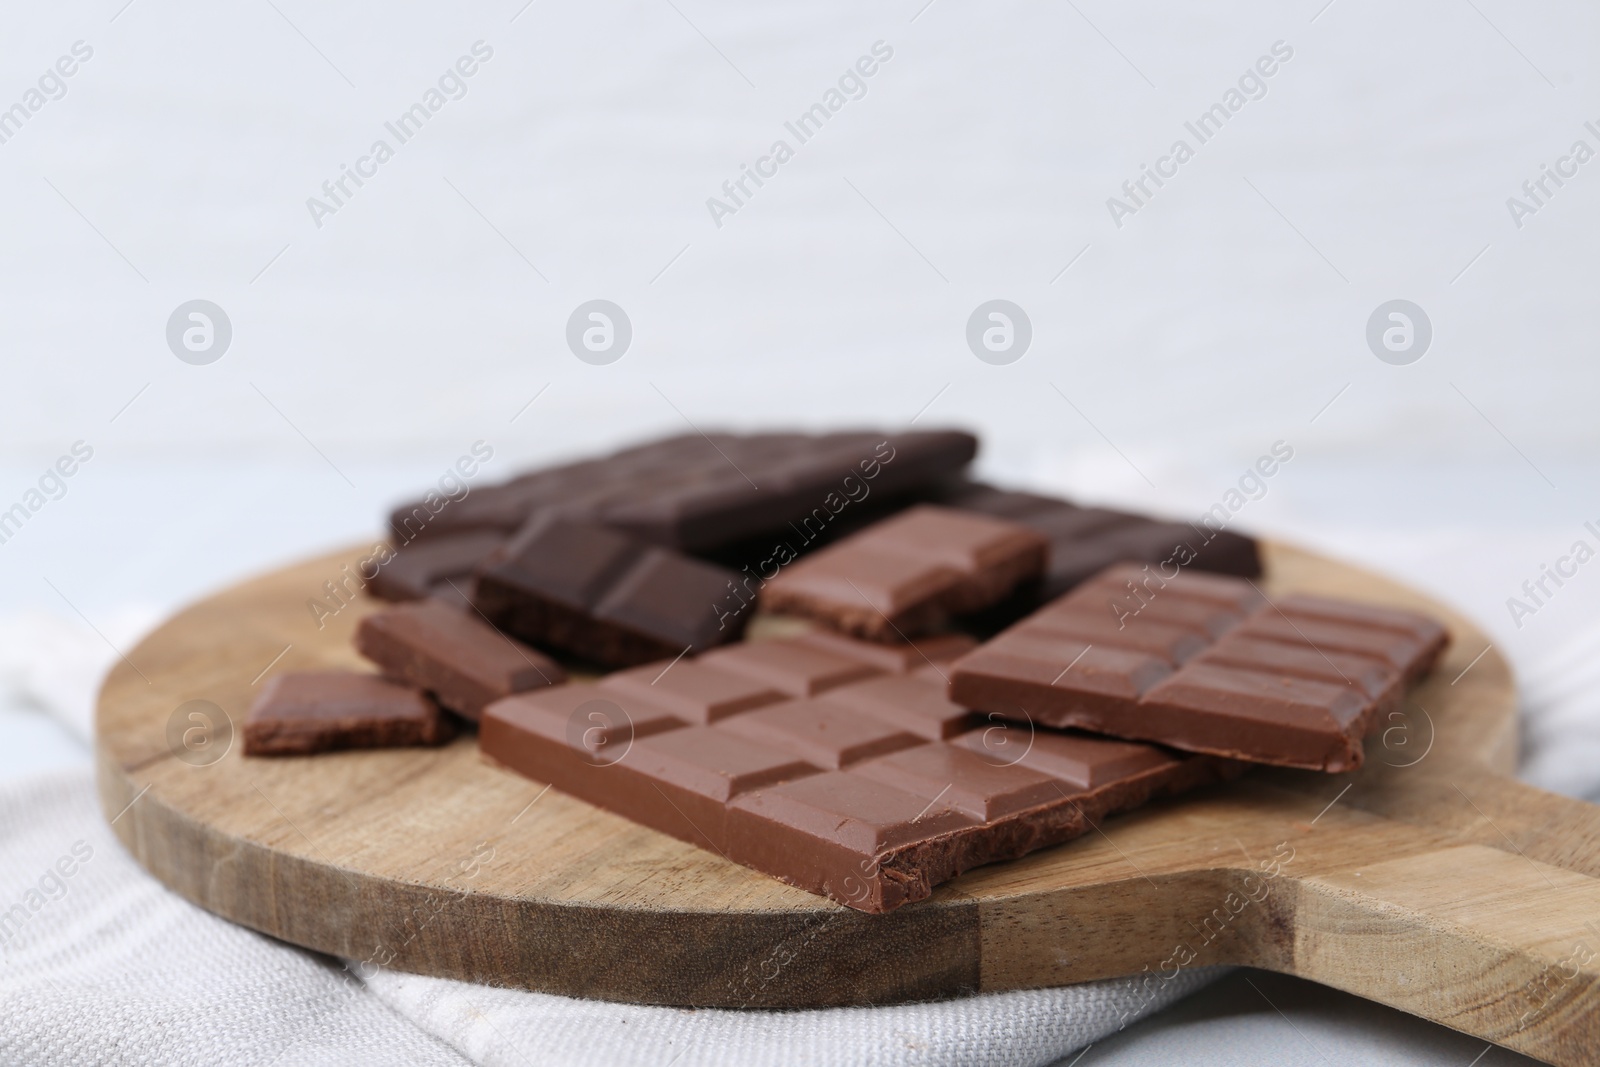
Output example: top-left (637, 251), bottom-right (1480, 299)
top-left (390, 430), bottom-right (978, 553)
top-left (472, 514), bottom-right (747, 668)
top-left (375, 430), bottom-right (978, 668)
top-left (480, 630), bottom-right (1235, 913)
top-left (948, 564), bottom-right (1449, 772)
top-left (760, 505), bottom-right (1050, 642)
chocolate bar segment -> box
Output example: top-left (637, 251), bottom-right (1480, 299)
top-left (940, 483), bottom-right (1261, 622)
top-left (449, 431), bottom-right (980, 669)
top-left (718, 699), bottom-right (924, 769)
top-left (605, 432), bottom-right (978, 552)
top-left (955, 728), bottom-right (1176, 789)
top-left (760, 506), bottom-right (1049, 642)
top-left (368, 530), bottom-right (505, 608)
top-left (244, 671), bottom-right (454, 756)
top-left (598, 660), bottom-right (785, 724)
top-left (790, 630), bottom-right (977, 672)
top-left (824, 674), bottom-right (979, 740)
top-left (480, 634), bottom-right (1234, 912)
top-left (496, 682), bottom-right (683, 762)
top-left (473, 514), bottom-right (747, 668)
top-left (1188, 635), bottom-right (1400, 709)
top-left (697, 639), bottom-right (879, 697)
top-left (355, 600), bottom-right (564, 721)
top-left (948, 564), bottom-right (1449, 772)
top-left (1136, 664), bottom-right (1368, 769)
top-left (391, 430), bottom-right (978, 553)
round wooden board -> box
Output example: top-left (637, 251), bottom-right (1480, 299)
top-left (96, 541), bottom-right (1600, 1065)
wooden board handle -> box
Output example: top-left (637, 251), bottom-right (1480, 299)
top-left (1287, 775), bottom-right (1600, 1066)
top-left (1432, 774), bottom-right (1600, 881)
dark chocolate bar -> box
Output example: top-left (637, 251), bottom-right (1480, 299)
top-left (480, 632), bottom-right (1234, 912)
top-left (940, 483), bottom-right (1261, 611)
top-left (368, 530), bottom-right (505, 609)
top-left (947, 565), bottom-right (1448, 772)
top-left (760, 505), bottom-right (1049, 642)
top-left (473, 514), bottom-right (748, 668)
top-left (390, 430), bottom-right (978, 553)
top-left (355, 600), bottom-right (565, 721)
top-left (244, 671), bottom-right (454, 756)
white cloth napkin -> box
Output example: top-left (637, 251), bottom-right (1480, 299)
top-left (0, 766), bottom-right (1231, 1067)
top-left (1519, 616), bottom-right (1600, 803)
top-left (0, 613), bottom-right (1223, 1067)
top-left (5, 604), bottom-right (1598, 1065)
top-left (0, 770), bottom-right (472, 1067)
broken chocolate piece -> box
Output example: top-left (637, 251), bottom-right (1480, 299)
top-left (761, 505), bottom-right (1049, 642)
top-left (948, 564), bottom-right (1449, 772)
top-left (355, 600), bottom-right (564, 721)
top-left (243, 671), bottom-right (454, 756)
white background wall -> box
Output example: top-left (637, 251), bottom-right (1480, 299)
top-left (2, 0), bottom-right (1597, 671)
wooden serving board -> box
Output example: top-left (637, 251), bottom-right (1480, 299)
top-left (96, 542), bottom-right (1600, 1065)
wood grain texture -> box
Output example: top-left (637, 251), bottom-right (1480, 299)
top-left (95, 542), bottom-right (1600, 1065)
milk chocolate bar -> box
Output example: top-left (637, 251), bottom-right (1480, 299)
top-left (355, 600), bottom-right (565, 721)
top-left (473, 514), bottom-right (748, 668)
top-left (480, 633), bottom-right (1234, 912)
top-left (940, 483), bottom-right (1261, 610)
top-left (760, 505), bottom-right (1050, 642)
top-left (391, 430), bottom-right (978, 553)
top-left (947, 565), bottom-right (1448, 772)
top-left (243, 671), bottom-right (454, 756)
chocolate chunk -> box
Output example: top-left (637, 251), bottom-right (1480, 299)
top-left (355, 600), bottom-right (565, 721)
top-left (760, 506), bottom-right (1049, 642)
top-left (390, 430), bottom-right (978, 552)
top-left (473, 514), bottom-right (747, 668)
top-left (243, 671), bottom-right (454, 756)
top-left (948, 564), bottom-right (1449, 772)
top-left (480, 635), bottom-right (1234, 912)
top-left (368, 530), bottom-right (505, 605)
